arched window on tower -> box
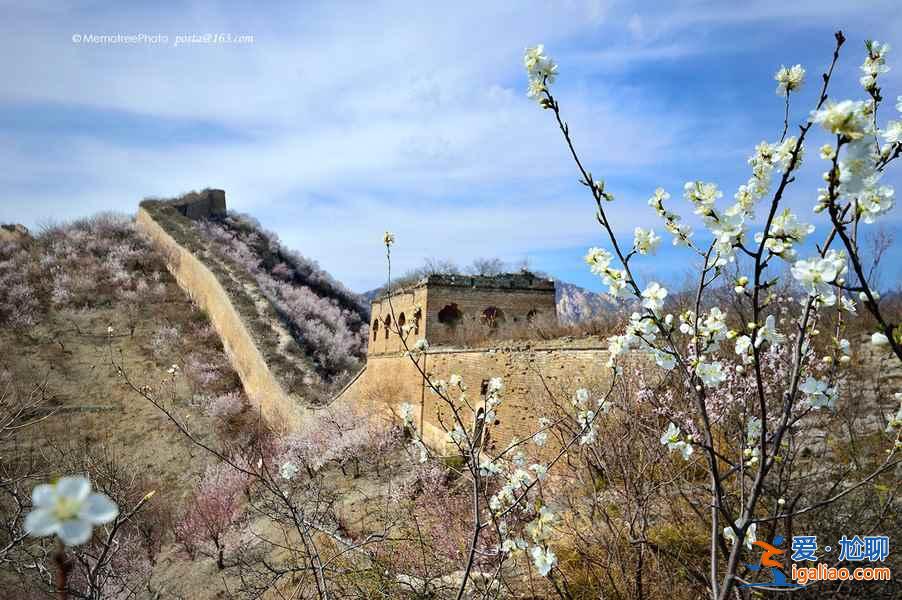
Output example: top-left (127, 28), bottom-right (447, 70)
top-left (384, 314), bottom-right (392, 339)
top-left (397, 312), bottom-right (406, 335)
top-left (372, 319), bottom-right (379, 341)
top-left (413, 305), bottom-right (422, 334)
top-left (438, 303), bottom-right (463, 328)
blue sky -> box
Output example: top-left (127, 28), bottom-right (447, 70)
top-left (1, 1), bottom-right (901, 293)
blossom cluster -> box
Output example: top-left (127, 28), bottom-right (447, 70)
top-left (514, 39), bottom-right (902, 591)
top-left (584, 247), bottom-right (629, 298)
top-left (524, 45), bottom-right (557, 103)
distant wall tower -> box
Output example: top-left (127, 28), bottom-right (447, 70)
top-left (170, 188), bottom-right (227, 220)
top-left (368, 273), bottom-right (556, 355)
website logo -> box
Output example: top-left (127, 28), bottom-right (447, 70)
top-left (739, 535), bottom-right (802, 589)
top-left (738, 534), bottom-right (892, 590)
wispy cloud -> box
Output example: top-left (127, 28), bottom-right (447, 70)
top-left (1, 1), bottom-right (900, 291)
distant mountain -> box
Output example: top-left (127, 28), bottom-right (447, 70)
top-left (361, 278), bottom-right (622, 324)
top-left (553, 280), bottom-right (622, 323)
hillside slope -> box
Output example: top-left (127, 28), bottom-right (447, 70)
top-left (0, 214), bottom-right (254, 597)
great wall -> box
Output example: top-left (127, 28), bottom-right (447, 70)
top-left (136, 190), bottom-right (615, 449)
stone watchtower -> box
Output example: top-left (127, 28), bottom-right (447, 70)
top-left (368, 272), bottom-right (557, 354)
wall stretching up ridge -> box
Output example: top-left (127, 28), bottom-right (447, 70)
top-left (134, 190), bottom-right (616, 447)
top-left (136, 204), bottom-right (305, 432)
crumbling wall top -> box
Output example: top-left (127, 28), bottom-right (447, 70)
top-left (0, 224), bottom-right (31, 244)
top-left (146, 188), bottom-right (226, 220)
top-left (377, 271), bottom-right (554, 300)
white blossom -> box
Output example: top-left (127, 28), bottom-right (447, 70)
top-left (633, 227), bottom-right (662, 255)
top-left (838, 338), bottom-right (851, 356)
top-left (650, 187), bottom-right (694, 246)
top-left (479, 460), bottom-right (503, 477)
top-left (399, 402), bottom-right (415, 428)
top-left (684, 181), bottom-right (723, 217)
top-left (775, 64), bottom-right (805, 95)
top-left (791, 250), bottom-right (846, 297)
top-left (584, 247), bottom-right (613, 275)
top-left (383, 231), bottom-right (395, 246)
top-left (838, 139), bottom-right (878, 199)
top-left (524, 45), bottom-right (558, 102)
top-left (856, 184), bottom-right (895, 224)
top-left (280, 462), bottom-right (299, 480)
top-left (660, 422), bottom-right (693, 460)
top-left (860, 40), bottom-right (890, 92)
top-left (533, 417), bottom-right (551, 447)
top-left (641, 282), bottom-right (668, 313)
top-left (746, 416), bottom-right (762, 442)
top-left (653, 349), bottom-right (676, 370)
top-left (735, 335), bottom-right (753, 364)
top-left (755, 315), bottom-right (786, 348)
top-left (576, 408), bottom-right (598, 444)
top-left (696, 361), bottom-right (726, 387)
top-left (530, 463), bottom-right (548, 480)
top-left (755, 209), bottom-right (814, 259)
top-left (699, 307), bottom-right (729, 350)
top-left (724, 521), bottom-right (757, 550)
top-left (606, 334), bottom-right (631, 367)
top-left (886, 402), bottom-right (902, 432)
top-left (799, 376), bottom-right (837, 409)
top-left (585, 249), bottom-right (631, 300)
top-left (449, 425), bottom-right (467, 445)
top-left (883, 120), bottom-right (902, 144)
top-left (526, 505), bottom-right (556, 542)
top-left (840, 296), bottom-right (857, 313)
top-left (810, 100), bottom-right (871, 140)
top-left (25, 477), bottom-right (119, 546)
top-left (625, 312), bottom-right (657, 349)
top-left (530, 545), bottom-right (557, 577)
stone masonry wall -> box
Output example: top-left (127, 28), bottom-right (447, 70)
top-left (368, 274), bottom-right (557, 355)
top-left (369, 287), bottom-right (428, 355)
top-left (136, 206), bottom-right (306, 432)
top-left (336, 343), bottom-right (616, 450)
top-left (423, 285), bottom-right (557, 347)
